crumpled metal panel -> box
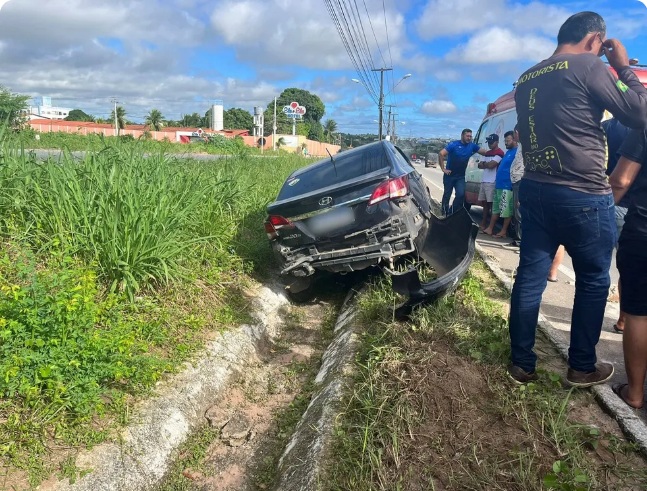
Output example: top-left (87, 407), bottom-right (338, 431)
top-left (385, 208), bottom-right (479, 319)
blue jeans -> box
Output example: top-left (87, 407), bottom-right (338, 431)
top-left (441, 173), bottom-right (466, 215)
top-left (509, 179), bottom-right (616, 373)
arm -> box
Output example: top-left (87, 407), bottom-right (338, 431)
top-left (485, 156), bottom-right (501, 169)
top-left (439, 148), bottom-right (451, 175)
top-left (476, 147), bottom-right (488, 156)
top-left (590, 45), bottom-right (647, 129)
top-left (610, 156), bottom-right (641, 204)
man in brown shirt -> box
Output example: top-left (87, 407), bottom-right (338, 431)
top-left (508, 11), bottom-right (647, 386)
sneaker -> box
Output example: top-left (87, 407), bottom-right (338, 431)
top-left (507, 365), bottom-right (538, 384)
top-left (502, 240), bottom-right (520, 250)
top-left (566, 362), bottom-right (614, 388)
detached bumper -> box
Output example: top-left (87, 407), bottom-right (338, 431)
top-left (385, 208), bottom-right (478, 319)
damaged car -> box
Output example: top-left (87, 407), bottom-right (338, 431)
top-left (265, 140), bottom-right (433, 299)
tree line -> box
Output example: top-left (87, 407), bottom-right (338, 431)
top-left (1, 85), bottom-right (340, 143)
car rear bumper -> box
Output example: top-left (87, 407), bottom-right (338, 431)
top-left (272, 217), bottom-right (418, 277)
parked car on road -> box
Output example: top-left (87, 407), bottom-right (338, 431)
top-left (264, 141), bottom-right (434, 298)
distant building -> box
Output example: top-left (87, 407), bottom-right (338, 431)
top-left (27, 96), bottom-right (71, 120)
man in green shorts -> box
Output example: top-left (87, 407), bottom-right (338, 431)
top-left (483, 131), bottom-right (517, 238)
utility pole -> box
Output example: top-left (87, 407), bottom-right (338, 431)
top-left (111, 97), bottom-right (118, 136)
top-left (384, 104), bottom-right (396, 140)
top-left (391, 113), bottom-right (399, 143)
top-left (372, 68), bottom-right (392, 141)
top-left (273, 97), bottom-right (277, 151)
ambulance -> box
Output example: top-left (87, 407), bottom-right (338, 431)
top-left (464, 65), bottom-right (647, 206)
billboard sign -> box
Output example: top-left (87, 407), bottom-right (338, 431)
top-left (282, 101), bottom-right (306, 119)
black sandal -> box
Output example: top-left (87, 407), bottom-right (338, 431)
top-left (612, 383), bottom-right (643, 409)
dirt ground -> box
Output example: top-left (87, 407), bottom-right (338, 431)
top-left (378, 334), bottom-right (647, 490)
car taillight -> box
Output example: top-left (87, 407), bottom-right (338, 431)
top-left (264, 215), bottom-right (293, 239)
top-left (368, 176), bottom-right (409, 205)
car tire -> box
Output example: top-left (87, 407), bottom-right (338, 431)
top-left (286, 287), bottom-right (314, 304)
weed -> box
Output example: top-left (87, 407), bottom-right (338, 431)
top-left (57, 455), bottom-right (91, 485)
top-left (154, 425), bottom-right (220, 491)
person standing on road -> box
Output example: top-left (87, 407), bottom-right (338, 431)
top-left (609, 129), bottom-right (647, 409)
top-left (603, 117), bottom-right (632, 333)
top-left (505, 127), bottom-right (525, 249)
top-left (477, 134), bottom-right (505, 230)
top-left (483, 131), bottom-right (517, 238)
top-left (438, 129), bottom-right (487, 215)
top-left (508, 11), bottom-right (647, 386)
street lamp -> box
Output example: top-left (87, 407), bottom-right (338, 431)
top-left (352, 72), bottom-right (412, 141)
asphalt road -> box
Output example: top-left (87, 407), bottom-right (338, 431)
top-left (417, 163), bottom-right (641, 418)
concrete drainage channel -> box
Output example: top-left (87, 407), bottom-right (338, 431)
top-left (45, 283), bottom-right (360, 491)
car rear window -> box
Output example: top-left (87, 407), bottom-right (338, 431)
top-left (277, 145), bottom-right (390, 200)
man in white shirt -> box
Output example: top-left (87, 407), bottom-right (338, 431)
top-left (477, 134), bottom-right (504, 230)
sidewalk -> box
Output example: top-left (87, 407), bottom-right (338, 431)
top-left (420, 168), bottom-right (647, 452)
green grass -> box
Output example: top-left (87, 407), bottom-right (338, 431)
top-left (0, 126), bottom-right (307, 486)
top-left (325, 263), bottom-right (647, 490)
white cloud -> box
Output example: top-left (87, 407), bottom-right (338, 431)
top-left (446, 27), bottom-right (554, 64)
top-left (421, 100), bottom-right (457, 114)
top-left (415, 0), bottom-right (570, 40)
top-left (209, 0), bottom-right (410, 70)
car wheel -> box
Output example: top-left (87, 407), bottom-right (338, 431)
top-left (284, 276), bottom-right (314, 303)
top-left (286, 286), bottom-right (314, 303)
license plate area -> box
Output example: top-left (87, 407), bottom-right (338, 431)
top-left (308, 207), bottom-right (355, 235)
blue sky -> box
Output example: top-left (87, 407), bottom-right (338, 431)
top-left (0, 0), bottom-right (646, 137)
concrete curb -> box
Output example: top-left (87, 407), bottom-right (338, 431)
top-left (475, 242), bottom-right (647, 455)
top-left (274, 290), bottom-right (359, 491)
top-left (50, 286), bottom-right (289, 491)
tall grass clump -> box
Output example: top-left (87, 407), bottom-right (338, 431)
top-left (0, 141), bottom-right (236, 297)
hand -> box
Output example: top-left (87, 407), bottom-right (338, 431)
top-left (443, 169), bottom-right (452, 175)
top-left (603, 39), bottom-right (630, 70)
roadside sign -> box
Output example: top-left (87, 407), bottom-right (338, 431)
top-left (282, 101), bottom-right (306, 119)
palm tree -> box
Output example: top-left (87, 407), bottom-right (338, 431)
top-left (323, 119), bottom-right (337, 143)
top-left (145, 109), bottom-right (164, 131)
top-left (110, 106), bottom-right (127, 135)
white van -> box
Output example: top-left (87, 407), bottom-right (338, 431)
top-left (464, 65), bottom-right (647, 206)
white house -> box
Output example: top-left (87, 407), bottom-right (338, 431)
top-left (28, 96), bottom-right (71, 120)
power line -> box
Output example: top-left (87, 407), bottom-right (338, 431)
top-left (325, 0), bottom-right (380, 102)
top-left (332, 0), bottom-right (379, 99)
top-left (361, 0), bottom-right (388, 71)
top-left (382, 0), bottom-right (396, 107)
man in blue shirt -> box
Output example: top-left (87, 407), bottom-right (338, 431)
top-left (483, 131), bottom-right (517, 237)
top-left (438, 129), bottom-right (487, 215)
